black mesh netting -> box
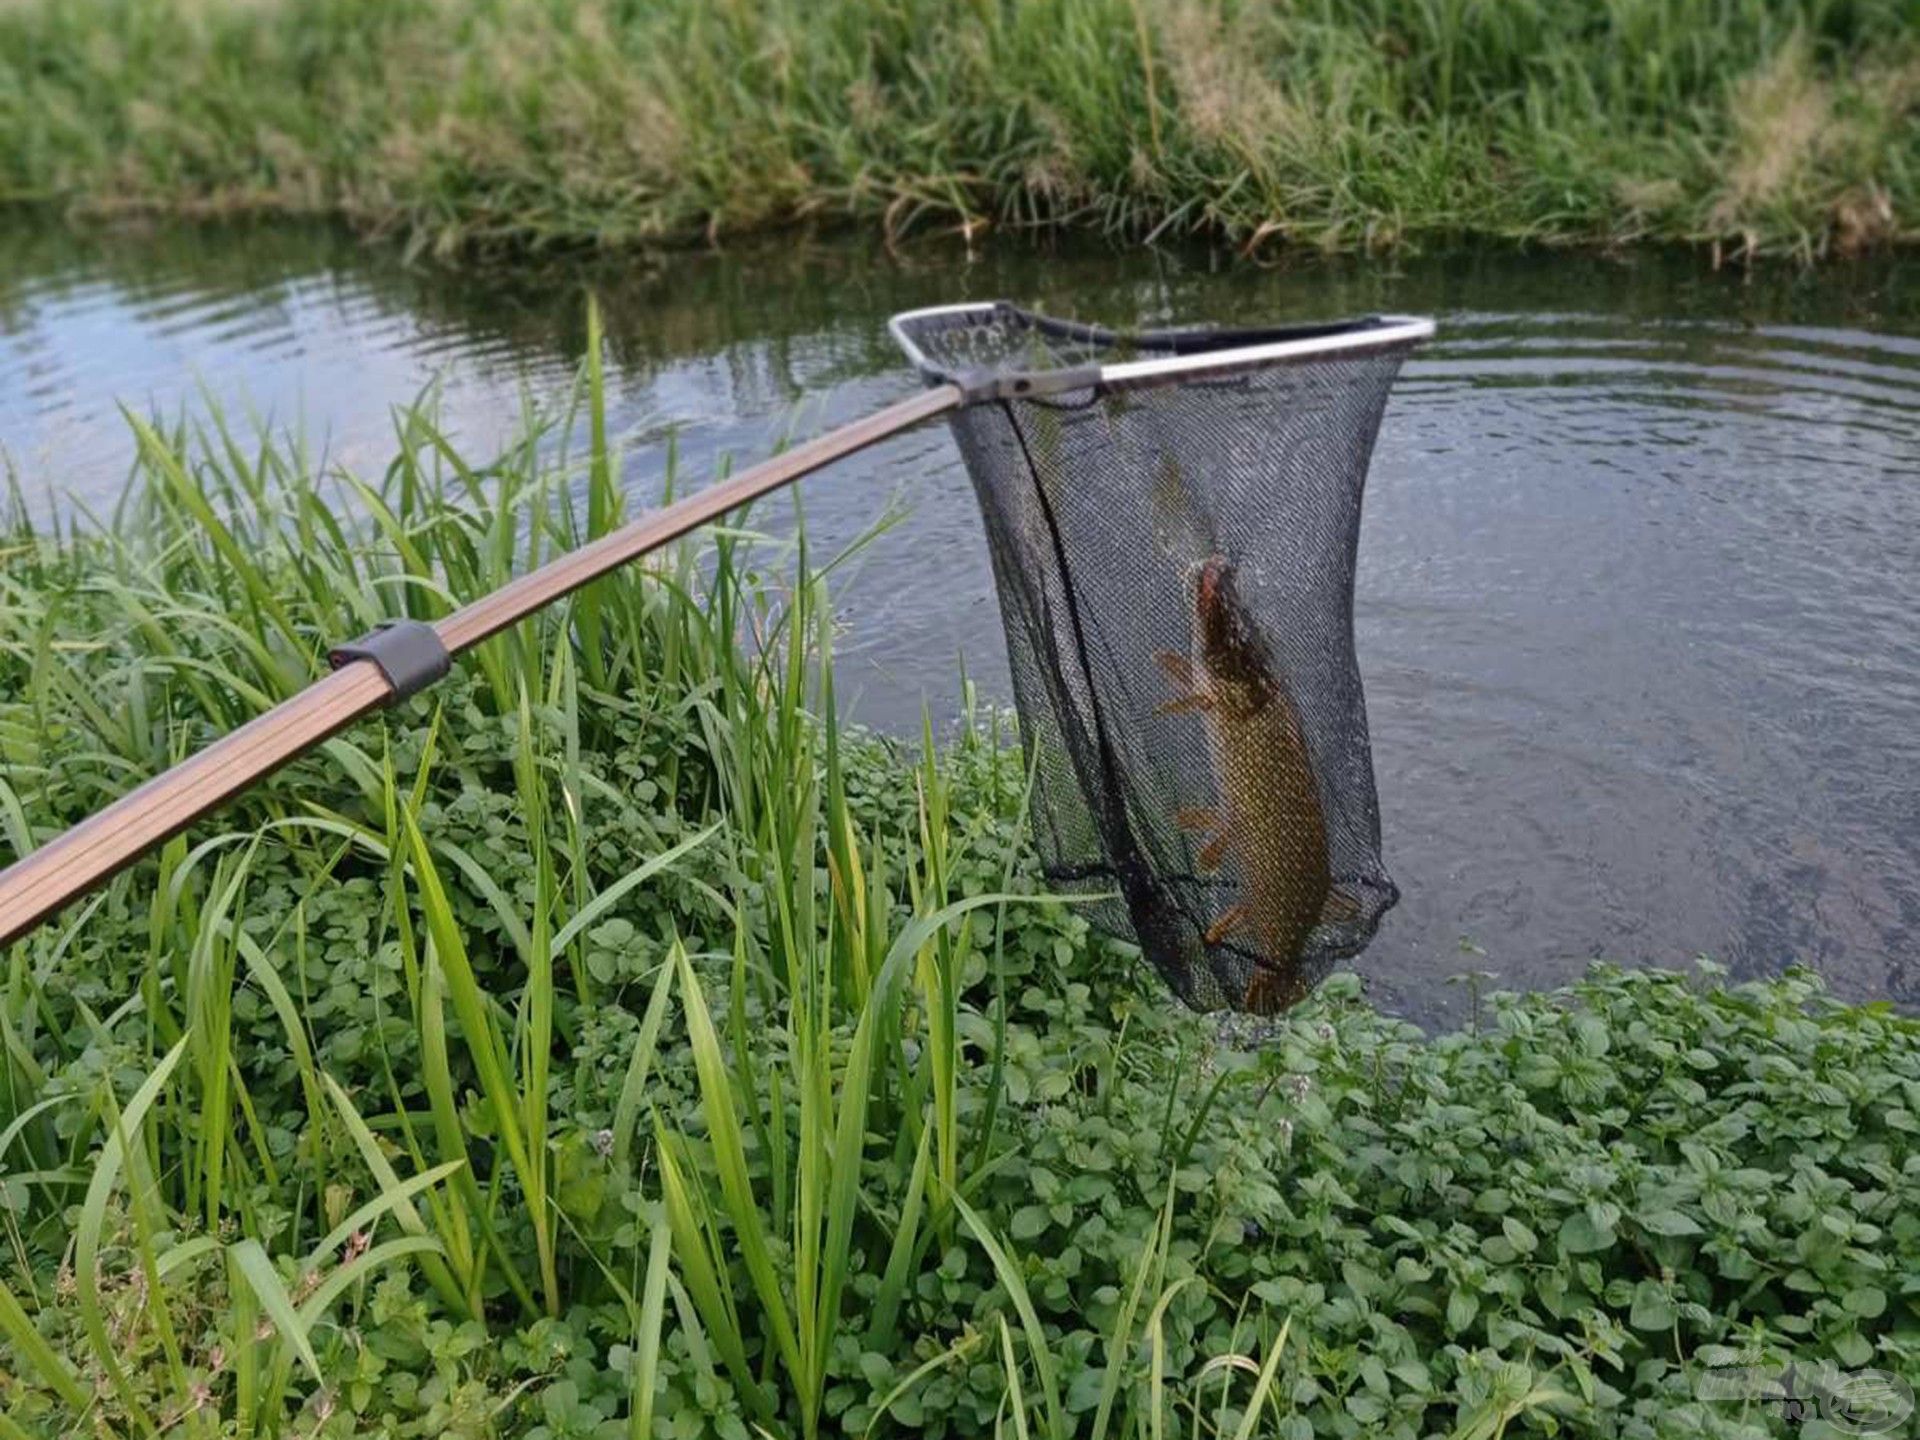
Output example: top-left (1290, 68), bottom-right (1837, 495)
top-left (894, 304), bottom-right (1419, 1014)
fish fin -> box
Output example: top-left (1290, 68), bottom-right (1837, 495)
top-left (1154, 650), bottom-right (1195, 688)
top-left (1242, 965), bottom-right (1296, 1017)
top-left (1196, 833), bottom-right (1230, 870)
top-left (1156, 693), bottom-right (1213, 715)
top-left (1204, 904), bottom-right (1247, 945)
top-left (1319, 890), bottom-right (1363, 925)
top-left (1174, 806), bottom-right (1220, 833)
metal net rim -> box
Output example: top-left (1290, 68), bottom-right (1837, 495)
top-left (888, 301), bottom-right (1435, 398)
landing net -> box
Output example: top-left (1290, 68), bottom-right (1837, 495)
top-left (891, 303), bottom-right (1430, 1014)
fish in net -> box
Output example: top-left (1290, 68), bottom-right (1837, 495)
top-left (891, 303), bottom-right (1428, 1014)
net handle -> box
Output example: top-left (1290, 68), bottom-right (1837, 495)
top-left (0, 383), bottom-right (962, 947)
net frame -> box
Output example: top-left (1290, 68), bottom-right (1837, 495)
top-left (889, 302), bottom-right (1433, 397)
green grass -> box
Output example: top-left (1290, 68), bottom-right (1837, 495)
top-left (1, 335), bottom-right (1919, 1438)
top-left (1, 0), bottom-right (1916, 261)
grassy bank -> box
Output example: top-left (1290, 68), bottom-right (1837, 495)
top-left (2, 336), bottom-right (1918, 1438)
top-left (2, 0), bottom-right (1916, 261)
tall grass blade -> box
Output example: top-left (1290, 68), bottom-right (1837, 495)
top-left (629, 1206), bottom-right (673, 1440)
top-left (320, 1074), bottom-right (472, 1317)
top-left (950, 1189), bottom-right (1066, 1440)
top-left (230, 1238), bottom-right (322, 1382)
top-left (1229, 1317), bottom-right (1293, 1440)
top-left (669, 941), bottom-right (805, 1390)
top-left (611, 951), bottom-right (678, 1173)
top-left (0, 1272), bottom-right (89, 1413)
top-left (653, 1120), bottom-right (774, 1422)
top-left (74, 1035), bottom-right (190, 1438)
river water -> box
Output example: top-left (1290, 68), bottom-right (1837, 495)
top-left (4, 219), bottom-right (1917, 1025)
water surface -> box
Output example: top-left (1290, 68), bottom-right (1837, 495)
top-left (4, 220), bottom-right (1917, 1026)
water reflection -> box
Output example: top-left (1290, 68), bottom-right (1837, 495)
top-left (3, 218), bottom-right (1917, 1025)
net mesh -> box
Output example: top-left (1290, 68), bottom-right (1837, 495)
top-left (895, 304), bottom-right (1418, 1014)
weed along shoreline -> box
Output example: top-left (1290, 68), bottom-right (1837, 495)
top-left (2, 0), bottom-right (1916, 261)
top-left (3, 365), bottom-right (1919, 1435)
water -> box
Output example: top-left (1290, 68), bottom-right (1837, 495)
top-left (4, 219), bottom-right (1918, 1026)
